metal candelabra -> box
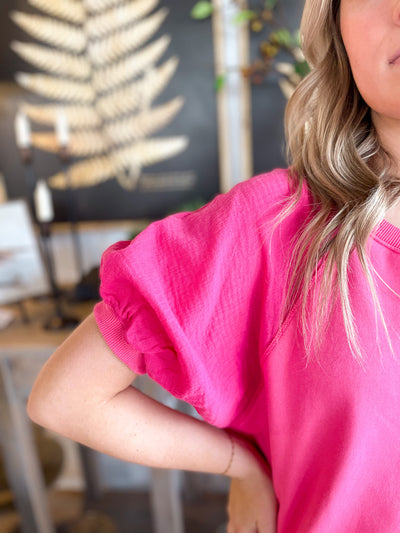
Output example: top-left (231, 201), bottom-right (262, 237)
top-left (19, 146), bottom-right (79, 330)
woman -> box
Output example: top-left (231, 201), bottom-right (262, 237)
top-left (27, 0), bottom-right (400, 531)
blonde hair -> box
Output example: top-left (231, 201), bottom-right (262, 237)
top-left (283, 0), bottom-right (400, 363)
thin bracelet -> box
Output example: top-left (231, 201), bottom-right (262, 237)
top-left (221, 431), bottom-right (235, 476)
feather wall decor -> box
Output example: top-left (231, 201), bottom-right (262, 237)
top-left (11, 0), bottom-right (189, 190)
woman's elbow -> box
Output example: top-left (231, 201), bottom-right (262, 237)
top-left (26, 388), bottom-right (46, 426)
top-left (25, 313), bottom-right (137, 433)
top-left (26, 377), bottom-right (66, 433)
top-left (26, 355), bottom-right (81, 436)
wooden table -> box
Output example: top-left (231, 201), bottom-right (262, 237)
top-left (0, 297), bottom-right (184, 533)
top-left (0, 298), bottom-right (94, 533)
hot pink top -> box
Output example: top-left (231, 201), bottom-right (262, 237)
top-left (94, 168), bottom-right (400, 532)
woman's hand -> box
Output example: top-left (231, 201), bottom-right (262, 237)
top-left (226, 435), bottom-right (278, 533)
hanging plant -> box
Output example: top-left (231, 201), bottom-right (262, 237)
top-left (191, 0), bottom-right (309, 99)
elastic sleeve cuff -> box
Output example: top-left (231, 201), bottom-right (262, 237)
top-left (93, 300), bottom-right (147, 375)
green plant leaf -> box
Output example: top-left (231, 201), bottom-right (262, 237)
top-left (214, 74), bottom-right (227, 92)
top-left (294, 60), bottom-right (310, 77)
top-left (264, 0), bottom-right (277, 10)
top-left (191, 1), bottom-right (214, 20)
top-left (270, 28), bottom-right (292, 48)
top-left (292, 29), bottom-right (301, 47)
top-left (232, 9), bottom-right (257, 25)
top-left (167, 198), bottom-right (206, 215)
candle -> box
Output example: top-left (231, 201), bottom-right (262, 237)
top-left (34, 179), bottom-right (54, 223)
top-left (14, 110), bottom-right (31, 149)
top-left (0, 172), bottom-right (7, 203)
top-left (55, 108), bottom-right (70, 147)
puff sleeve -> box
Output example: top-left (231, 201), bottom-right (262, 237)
top-left (93, 182), bottom-right (265, 427)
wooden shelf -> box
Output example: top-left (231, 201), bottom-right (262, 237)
top-left (0, 298), bottom-right (93, 349)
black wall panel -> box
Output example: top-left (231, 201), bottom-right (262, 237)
top-left (0, 0), bottom-right (303, 221)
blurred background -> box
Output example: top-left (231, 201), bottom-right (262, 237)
top-left (0, 1), bottom-right (302, 531)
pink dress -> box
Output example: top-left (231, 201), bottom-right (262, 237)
top-left (94, 168), bottom-right (400, 532)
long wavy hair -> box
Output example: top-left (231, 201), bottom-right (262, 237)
top-left (283, 0), bottom-right (400, 363)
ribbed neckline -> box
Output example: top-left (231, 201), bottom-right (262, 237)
top-left (373, 219), bottom-right (400, 251)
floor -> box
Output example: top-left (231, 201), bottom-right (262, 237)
top-left (0, 489), bottom-right (228, 533)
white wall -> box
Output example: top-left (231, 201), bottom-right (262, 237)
top-left (49, 220), bottom-right (149, 286)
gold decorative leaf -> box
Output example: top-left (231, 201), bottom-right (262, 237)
top-left (49, 137), bottom-right (189, 189)
top-left (16, 73), bottom-right (95, 102)
top-left (11, 42), bottom-right (90, 80)
top-left (92, 36), bottom-right (171, 92)
top-left (30, 97), bottom-right (185, 157)
top-left (10, 12), bottom-right (86, 53)
top-left (22, 103), bottom-right (100, 129)
top-left (105, 97), bottom-right (185, 145)
top-left (96, 56), bottom-right (179, 120)
top-left (84, 0), bottom-right (138, 14)
top-left (28, 0), bottom-right (85, 25)
top-left (49, 156), bottom-right (114, 188)
top-left (87, 8), bottom-right (169, 66)
top-left (31, 132), bottom-right (60, 153)
top-left (86, 0), bottom-right (160, 38)
top-left (32, 131), bottom-right (107, 155)
top-left (12, 0), bottom-right (188, 190)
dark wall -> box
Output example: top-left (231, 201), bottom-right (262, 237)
top-left (250, 0), bottom-right (304, 175)
top-left (0, 0), bottom-right (303, 222)
top-left (0, 1), bottom-right (219, 221)
top-left (0, 0), bottom-right (40, 80)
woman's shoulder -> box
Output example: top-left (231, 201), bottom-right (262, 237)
top-left (239, 167), bottom-right (293, 193)
top-left (233, 167), bottom-right (313, 227)
top-left (235, 167), bottom-right (291, 196)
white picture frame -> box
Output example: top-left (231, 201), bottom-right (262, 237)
top-left (0, 199), bottom-right (50, 305)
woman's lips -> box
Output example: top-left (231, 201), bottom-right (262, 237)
top-left (389, 48), bottom-right (400, 64)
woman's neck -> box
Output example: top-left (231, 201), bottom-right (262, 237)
top-left (372, 111), bottom-right (400, 228)
top-left (372, 111), bottom-right (400, 168)
top-left (384, 200), bottom-right (400, 229)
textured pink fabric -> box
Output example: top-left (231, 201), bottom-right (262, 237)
top-left (94, 168), bottom-right (400, 532)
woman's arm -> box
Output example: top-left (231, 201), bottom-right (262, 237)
top-left (28, 313), bottom-right (277, 531)
top-left (28, 313), bottom-right (251, 475)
